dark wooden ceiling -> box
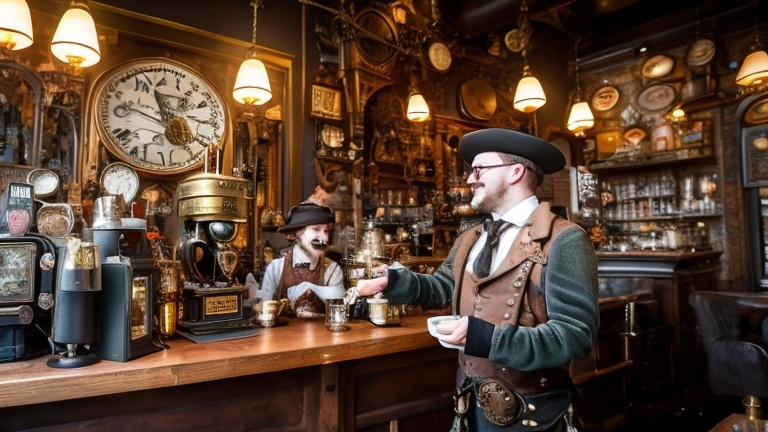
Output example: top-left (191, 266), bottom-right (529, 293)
top-left (434, 0), bottom-right (759, 60)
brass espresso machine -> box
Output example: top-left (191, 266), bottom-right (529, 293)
top-left (175, 162), bottom-right (252, 333)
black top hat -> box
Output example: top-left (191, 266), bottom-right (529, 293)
top-left (458, 128), bottom-right (566, 174)
top-left (277, 202), bottom-right (335, 232)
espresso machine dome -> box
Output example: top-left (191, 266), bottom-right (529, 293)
top-left (175, 165), bottom-right (253, 333)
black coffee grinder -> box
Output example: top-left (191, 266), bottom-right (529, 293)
top-left (175, 162), bottom-right (252, 333)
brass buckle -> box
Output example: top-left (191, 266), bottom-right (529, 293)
top-left (476, 379), bottom-right (522, 426)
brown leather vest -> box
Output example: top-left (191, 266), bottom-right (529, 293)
top-left (275, 249), bottom-right (327, 300)
top-left (451, 203), bottom-right (577, 394)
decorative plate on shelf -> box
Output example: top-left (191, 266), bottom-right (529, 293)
top-left (636, 83), bottom-right (676, 113)
top-left (642, 54), bottom-right (675, 79)
top-left (426, 41), bottom-right (452, 72)
top-left (745, 96), bottom-right (768, 125)
top-left (458, 78), bottom-right (497, 121)
top-left (590, 85), bottom-right (620, 113)
top-left (686, 38), bottom-right (716, 68)
top-left (623, 126), bottom-right (647, 145)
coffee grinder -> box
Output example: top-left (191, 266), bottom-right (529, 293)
top-left (176, 160), bottom-right (252, 333)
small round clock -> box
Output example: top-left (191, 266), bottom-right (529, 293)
top-left (26, 168), bottom-right (60, 199)
top-left (426, 41), bottom-right (452, 72)
top-left (100, 162), bottom-right (140, 203)
top-left (93, 58), bottom-right (227, 175)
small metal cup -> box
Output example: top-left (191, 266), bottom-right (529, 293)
top-left (325, 298), bottom-right (348, 332)
top-left (92, 195), bottom-right (126, 227)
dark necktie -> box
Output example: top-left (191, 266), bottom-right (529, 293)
top-left (473, 219), bottom-right (512, 278)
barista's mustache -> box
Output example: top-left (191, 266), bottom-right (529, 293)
top-left (311, 239), bottom-right (328, 251)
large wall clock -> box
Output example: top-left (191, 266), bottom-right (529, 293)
top-left (93, 58), bottom-right (227, 175)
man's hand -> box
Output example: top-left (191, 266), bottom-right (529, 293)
top-left (436, 316), bottom-right (468, 346)
top-left (355, 274), bottom-right (388, 297)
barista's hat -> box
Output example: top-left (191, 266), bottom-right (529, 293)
top-left (278, 202), bottom-right (335, 232)
top-left (458, 128), bottom-right (566, 174)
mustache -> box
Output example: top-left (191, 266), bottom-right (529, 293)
top-left (310, 239), bottom-right (328, 250)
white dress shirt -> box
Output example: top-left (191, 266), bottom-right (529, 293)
top-left (467, 195), bottom-right (539, 275)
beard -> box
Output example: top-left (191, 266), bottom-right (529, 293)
top-left (471, 183), bottom-right (501, 214)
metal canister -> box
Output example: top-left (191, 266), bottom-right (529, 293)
top-left (176, 172), bottom-right (252, 222)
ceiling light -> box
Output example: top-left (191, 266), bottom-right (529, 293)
top-left (514, 66), bottom-right (546, 113)
top-left (567, 102), bottom-right (594, 134)
top-left (50, 0), bottom-right (101, 69)
top-left (406, 91), bottom-right (430, 122)
top-left (233, 0), bottom-right (272, 105)
top-left (736, 49), bottom-right (768, 88)
top-left (0, 0), bottom-right (34, 51)
top-left (512, 1), bottom-right (545, 113)
top-left (566, 39), bottom-right (593, 135)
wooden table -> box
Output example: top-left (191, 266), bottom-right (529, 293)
top-left (0, 314), bottom-right (458, 431)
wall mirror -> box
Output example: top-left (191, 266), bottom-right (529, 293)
top-left (0, 60), bottom-right (43, 168)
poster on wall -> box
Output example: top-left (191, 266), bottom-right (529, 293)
top-left (742, 124), bottom-right (768, 187)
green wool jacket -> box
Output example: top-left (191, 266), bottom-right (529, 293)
top-left (383, 205), bottom-right (599, 372)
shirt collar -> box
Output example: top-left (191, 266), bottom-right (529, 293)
top-left (493, 195), bottom-right (538, 227)
top-left (292, 245), bottom-right (318, 269)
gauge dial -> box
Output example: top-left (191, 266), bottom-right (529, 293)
top-left (26, 169), bottom-right (60, 198)
top-left (100, 162), bottom-right (140, 203)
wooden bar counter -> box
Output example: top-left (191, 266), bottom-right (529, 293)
top-left (0, 314), bottom-right (458, 431)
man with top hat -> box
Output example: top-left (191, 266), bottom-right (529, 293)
top-left (261, 202), bottom-right (345, 318)
top-left (355, 128), bottom-right (599, 431)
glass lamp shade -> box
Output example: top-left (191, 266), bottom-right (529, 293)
top-left (736, 50), bottom-right (768, 87)
top-left (566, 101), bottom-right (594, 133)
top-left (513, 75), bottom-right (546, 113)
top-left (51, 4), bottom-right (101, 68)
top-left (233, 57), bottom-right (272, 105)
top-left (406, 93), bottom-right (430, 122)
top-left (0, 0), bottom-right (33, 51)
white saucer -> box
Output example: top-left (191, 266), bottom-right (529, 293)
top-left (426, 315), bottom-right (464, 350)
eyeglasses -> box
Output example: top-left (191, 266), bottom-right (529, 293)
top-left (469, 162), bottom-right (519, 180)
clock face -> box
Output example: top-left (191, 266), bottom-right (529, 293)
top-left (427, 42), bottom-right (452, 72)
top-left (94, 58), bottom-right (227, 175)
top-left (26, 168), bottom-right (59, 198)
top-left (100, 162), bottom-right (140, 203)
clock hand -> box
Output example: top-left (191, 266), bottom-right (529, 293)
top-left (113, 104), bottom-right (165, 128)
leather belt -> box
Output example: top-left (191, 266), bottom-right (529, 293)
top-left (459, 352), bottom-right (570, 395)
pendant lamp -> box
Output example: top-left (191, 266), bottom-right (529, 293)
top-left (736, 49), bottom-right (768, 88)
top-left (736, 1), bottom-right (768, 92)
top-left (233, 0), bottom-right (272, 105)
top-left (514, 66), bottom-right (546, 113)
top-left (407, 90), bottom-right (430, 122)
top-left (51, 0), bottom-right (101, 69)
top-left (0, 0), bottom-right (33, 51)
top-left (512, 1), bottom-right (546, 113)
top-left (566, 39), bottom-right (594, 135)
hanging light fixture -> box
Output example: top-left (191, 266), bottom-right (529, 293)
top-left (407, 89), bottom-right (430, 122)
top-left (50, 0), bottom-right (101, 69)
top-left (566, 38), bottom-right (594, 135)
top-left (0, 0), bottom-right (33, 51)
top-left (233, 0), bottom-right (272, 106)
top-left (512, 1), bottom-right (546, 113)
top-left (736, 39), bottom-right (768, 90)
top-left (513, 67), bottom-right (546, 113)
top-left (736, 0), bottom-right (768, 92)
